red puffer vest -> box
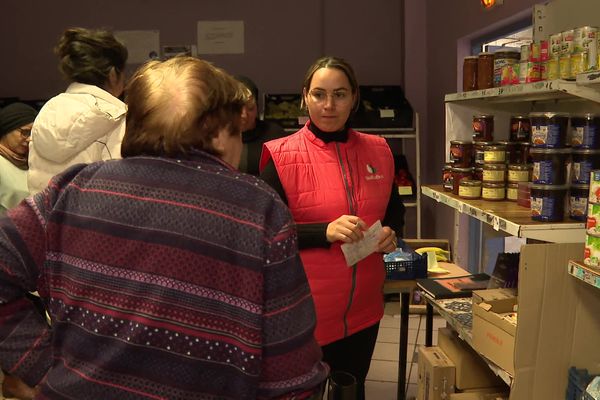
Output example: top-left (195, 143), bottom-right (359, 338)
top-left (260, 124), bottom-right (394, 345)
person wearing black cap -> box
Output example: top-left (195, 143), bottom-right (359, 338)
top-left (0, 102), bottom-right (37, 213)
top-left (235, 75), bottom-right (287, 175)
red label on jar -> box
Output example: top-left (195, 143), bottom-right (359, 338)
top-left (585, 247), bottom-right (591, 259)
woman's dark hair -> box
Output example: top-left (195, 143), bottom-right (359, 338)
top-left (55, 27), bottom-right (128, 87)
top-left (300, 56), bottom-right (360, 112)
top-left (122, 56), bottom-right (245, 158)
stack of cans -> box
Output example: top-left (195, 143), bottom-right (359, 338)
top-left (551, 26), bottom-right (598, 80)
top-left (585, 170), bottom-right (600, 268)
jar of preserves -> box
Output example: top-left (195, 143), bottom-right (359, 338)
top-left (473, 141), bottom-right (494, 165)
top-left (482, 182), bottom-right (506, 201)
top-left (483, 144), bottom-right (506, 163)
top-left (473, 115), bottom-right (494, 142)
top-left (451, 167), bottom-right (473, 195)
top-left (506, 182), bottom-right (519, 201)
top-left (507, 164), bottom-right (532, 182)
top-left (477, 52), bottom-right (494, 89)
top-left (463, 56), bottom-right (478, 91)
top-left (519, 142), bottom-right (532, 164)
top-left (482, 163), bottom-right (506, 182)
top-left (459, 179), bottom-right (482, 199)
top-left (473, 167), bottom-right (483, 181)
top-left (442, 163), bottom-right (453, 192)
top-left (449, 140), bottom-right (473, 167)
top-left (497, 141), bottom-right (520, 164)
top-left (509, 116), bottom-right (531, 142)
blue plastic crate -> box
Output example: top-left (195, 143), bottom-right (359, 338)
top-left (384, 247), bottom-right (427, 280)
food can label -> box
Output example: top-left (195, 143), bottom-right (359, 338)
top-left (532, 160), bottom-right (562, 184)
top-left (484, 150), bottom-right (505, 163)
top-left (590, 171), bottom-right (600, 202)
top-left (573, 160), bottom-right (597, 184)
top-left (585, 232), bottom-right (600, 267)
top-left (570, 195), bottom-right (588, 219)
top-left (550, 33), bottom-right (562, 57)
top-left (532, 124), bottom-right (563, 147)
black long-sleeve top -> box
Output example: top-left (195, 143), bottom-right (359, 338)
top-left (259, 123), bottom-right (405, 249)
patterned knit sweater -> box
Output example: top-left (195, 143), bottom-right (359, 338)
top-left (0, 151), bottom-right (328, 399)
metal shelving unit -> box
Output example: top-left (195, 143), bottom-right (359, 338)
top-left (568, 260), bottom-right (600, 290)
top-left (422, 185), bottom-right (585, 243)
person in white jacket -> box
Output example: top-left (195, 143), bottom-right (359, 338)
top-left (28, 27), bottom-right (128, 194)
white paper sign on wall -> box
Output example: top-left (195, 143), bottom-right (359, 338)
top-left (197, 21), bottom-right (244, 55)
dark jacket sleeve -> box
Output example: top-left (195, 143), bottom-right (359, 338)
top-left (383, 183), bottom-right (405, 238)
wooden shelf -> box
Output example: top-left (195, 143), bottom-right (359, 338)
top-left (568, 260), bottom-right (600, 290)
top-left (421, 185), bottom-right (585, 242)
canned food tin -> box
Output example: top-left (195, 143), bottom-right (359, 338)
top-left (560, 55), bottom-right (571, 79)
top-left (472, 115), bottom-right (494, 142)
top-left (547, 57), bottom-right (560, 80)
top-left (482, 163), bottom-right (506, 182)
top-left (458, 179), bottom-right (482, 199)
top-left (574, 26), bottom-right (598, 53)
top-left (482, 182), bottom-right (505, 201)
top-left (530, 184), bottom-right (568, 222)
top-left (572, 149), bottom-right (600, 184)
top-left (540, 40), bottom-right (549, 62)
top-left (584, 230), bottom-right (600, 267)
top-left (525, 61), bottom-right (541, 83)
top-left (561, 29), bottom-right (575, 55)
top-left (587, 203), bottom-right (600, 232)
top-left (518, 60), bottom-right (528, 84)
top-left (571, 114), bottom-right (600, 148)
top-left (494, 50), bottom-right (520, 87)
top-left (529, 112), bottom-right (570, 148)
top-left (589, 170), bottom-right (600, 203)
top-left (571, 51), bottom-right (588, 77)
top-left (508, 164), bottom-right (532, 182)
top-left (569, 184), bottom-right (589, 221)
top-left (531, 147), bottom-right (571, 185)
top-left (530, 42), bottom-right (540, 62)
top-left (520, 44), bottom-right (530, 61)
top-left (550, 33), bottom-right (562, 58)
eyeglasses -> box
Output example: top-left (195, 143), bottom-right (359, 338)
top-left (307, 89), bottom-right (352, 105)
top-left (17, 128), bottom-right (32, 138)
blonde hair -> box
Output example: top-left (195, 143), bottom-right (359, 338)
top-left (122, 56), bottom-right (246, 158)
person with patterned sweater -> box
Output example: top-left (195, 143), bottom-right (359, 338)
top-left (0, 56), bottom-right (327, 399)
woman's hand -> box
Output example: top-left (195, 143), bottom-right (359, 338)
top-left (326, 215), bottom-right (365, 244)
top-left (377, 226), bottom-right (397, 253)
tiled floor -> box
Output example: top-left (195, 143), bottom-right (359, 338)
top-left (365, 300), bottom-right (447, 400)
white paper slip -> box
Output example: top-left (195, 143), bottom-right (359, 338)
top-left (340, 220), bottom-right (383, 266)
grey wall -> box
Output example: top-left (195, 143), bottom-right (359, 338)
top-left (0, 0), bottom-right (403, 100)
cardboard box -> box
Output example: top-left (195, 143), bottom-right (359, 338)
top-left (417, 346), bottom-right (456, 400)
top-left (510, 243), bottom-right (600, 400)
top-left (471, 289), bottom-right (518, 376)
top-left (438, 327), bottom-right (505, 390)
top-left (449, 391), bottom-right (509, 400)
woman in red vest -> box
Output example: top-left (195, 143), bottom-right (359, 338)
top-left (259, 56), bottom-right (405, 399)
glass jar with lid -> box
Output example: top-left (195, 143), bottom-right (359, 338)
top-left (459, 179), bottom-right (482, 199)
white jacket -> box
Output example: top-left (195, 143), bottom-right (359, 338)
top-left (28, 83), bottom-right (126, 194)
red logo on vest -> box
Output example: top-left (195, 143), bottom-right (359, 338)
top-left (366, 164), bottom-right (384, 181)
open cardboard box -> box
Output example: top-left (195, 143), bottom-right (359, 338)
top-left (471, 289), bottom-right (518, 377)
